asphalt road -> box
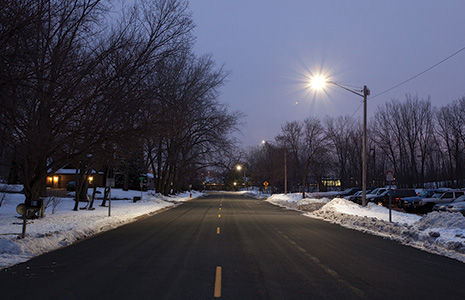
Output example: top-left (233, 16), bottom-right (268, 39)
top-left (1, 193), bottom-right (464, 299)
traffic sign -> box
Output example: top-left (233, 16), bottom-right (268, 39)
top-left (386, 170), bottom-right (394, 182)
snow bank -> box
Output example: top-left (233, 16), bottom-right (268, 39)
top-left (267, 193), bottom-right (330, 211)
top-left (267, 194), bottom-right (465, 263)
top-left (0, 189), bottom-right (204, 269)
top-left (239, 190), bottom-right (268, 199)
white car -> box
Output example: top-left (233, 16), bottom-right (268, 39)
top-left (433, 194), bottom-right (465, 211)
top-left (446, 200), bottom-right (465, 215)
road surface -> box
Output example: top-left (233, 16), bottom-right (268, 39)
top-left (1, 192), bottom-right (464, 299)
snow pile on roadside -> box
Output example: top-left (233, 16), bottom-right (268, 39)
top-left (0, 190), bottom-right (204, 270)
top-left (239, 190), bottom-right (268, 199)
top-left (267, 193), bottom-right (330, 211)
top-left (312, 198), bottom-right (421, 225)
top-left (306, 191), bottom-right (341, 199)
top-left (267, 194), bottom-right (465, 263)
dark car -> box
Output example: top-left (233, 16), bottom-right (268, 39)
top-left (372, 189), bottom-right (417, 207)
top-left (333, 187), bottom-right (362, 199)
top-left (66, 181), bottom-right (76, 191)
top-left (345, 189), bottom-right (374, 202)
top-left (400, 188), bottom-right (449, 213)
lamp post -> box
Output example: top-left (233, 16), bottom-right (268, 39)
top-left (310, 77), bottom-right (370, 206)
top-left (236, 165), bottom-right (247, 190)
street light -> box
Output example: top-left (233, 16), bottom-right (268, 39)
top-left (236, 164), bottom-right (247, 190)
top-left (310, 76), bottom-right (370, 206)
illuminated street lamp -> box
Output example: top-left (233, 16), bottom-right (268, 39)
top-left (236, 164), bottom-right (247, 190)
top-left (310, 76), bottom-right (370, 206)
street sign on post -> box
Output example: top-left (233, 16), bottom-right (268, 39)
top-left (263, 181), bottom-right (269, 189)
top-left (386, 170), bottom-right (394, 182)
top-left (386, 170), bottom-right (394, 222)
top-left (139, 176), bottom-right (146, 199)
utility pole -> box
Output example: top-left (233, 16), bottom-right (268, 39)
top-left (362, 85), bottom-right (370, 206)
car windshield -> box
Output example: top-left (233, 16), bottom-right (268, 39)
top-left (431, 192), bottom-right (444, 198)
top-left (418, 190), bottom-right (432, 197)
top-left (376, 189), bottom-right (387, 195)
top-left (453, 195), bottom-right (465, 202)
top-left (368, 188), bottom-right (380, 195)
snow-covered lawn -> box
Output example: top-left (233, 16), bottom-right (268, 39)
top-left (263, 192), bottom-right (465, 263)
top-left (0, 187), bottom-right (204, 270)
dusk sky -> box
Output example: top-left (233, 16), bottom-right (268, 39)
top-left (189, 0), bottom-right (465, 147)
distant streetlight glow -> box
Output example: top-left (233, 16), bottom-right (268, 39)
top-left (236, 164), bottom-right (247, 190)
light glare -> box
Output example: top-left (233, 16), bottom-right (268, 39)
top-left (310, 76), bottom-right (327, 90)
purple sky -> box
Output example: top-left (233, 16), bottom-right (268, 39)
top-left (189, 0), bottom-right (465, 147)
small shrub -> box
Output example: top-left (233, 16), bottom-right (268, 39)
top-left (44, 196), bottom-right (63, 214)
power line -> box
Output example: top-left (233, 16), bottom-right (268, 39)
top-left (370, 45), bottom-right (465, 99)
top-left (348, 44), bottom-right (465, 117)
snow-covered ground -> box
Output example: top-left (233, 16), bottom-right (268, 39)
top-left (0, 187), bottom-right (204, 270)
top-left (261, 191), bottom-right (465, 263)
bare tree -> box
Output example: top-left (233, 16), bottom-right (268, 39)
top-left (325, 116), bottom-right (362, 188)
top-left (371, 95), bottom-right (435, 187)
top-left (277, 118), bottom-right (328, 198)
top-left (435, 99), bottom-right (465, 187)
top-left (0, 0), bottom-right (197, 207)
top-left (143, 51), bottom-right (240, 195)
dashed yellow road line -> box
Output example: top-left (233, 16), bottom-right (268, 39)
top-left (214, 266), bottom-right (222, 298)
top-left (217, 227), bottom-right (220, 234)
top-left (218, 214), bottom-right (221, 218)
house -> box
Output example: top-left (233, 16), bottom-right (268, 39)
top-left (47, 167), bottom-right (104, 189)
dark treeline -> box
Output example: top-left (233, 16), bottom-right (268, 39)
top-left (247, 95), bottom-right (465, 194)
top-left (0, 0), bottom-right (241, 206)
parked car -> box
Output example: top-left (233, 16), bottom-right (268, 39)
top-left (344, 191), bottom-right (363, 201)
top-left (333, 187), bottom-right (362, 198)
top-left (446, 199), bottom-right (465, 215)
top-left (372, 189), bottom-right (417, 207)
top-left (355, 187), bottom-right (388, 204)
top-left (66, 181), bottom-right (76, 191)
top-left (345, 189), bottom-right (374, 202)
top-left (400, 188), bottom-right (450, 213)
top-left (433, 194), bottom-right (465, 212)
top-left (413, 190), bottom-right (465, 213)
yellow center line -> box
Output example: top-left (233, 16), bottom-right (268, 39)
top-left (217, 227), bottom-right (220, 234)
top-left (214, 266), bottom-right (222, 298)
top-left (219, 207), bottom-right (221, 210)
top-left (218, 214), bottom-right (221, 218)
